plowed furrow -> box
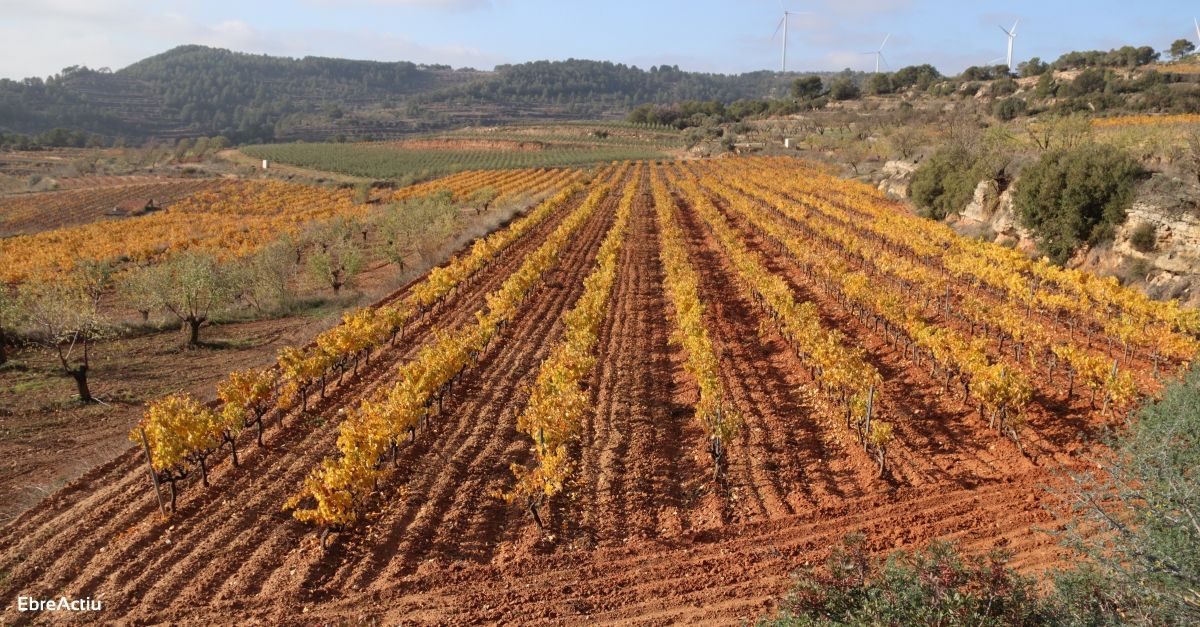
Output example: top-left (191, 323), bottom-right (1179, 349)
top-left (701, 182), bottom-right (1036, 486)
top-left (578, 168), bottom-right (690, 546)
top-left (301, 171), bottom-right (624, 594)
top-left (142, 477), bottom-right (1061, 625)
top-left (669, 187), bottom-right (875, 521)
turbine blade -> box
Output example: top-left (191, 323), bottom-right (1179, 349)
top-left (999, 25), bottom-right (1010, 35)
top-left (1012, 19), bottom-right (1019, 35)
top-left (880, 33), bottom-right (890, 50)
top-left (772, 16), bottom-right (784, 40)
top-left (880, 52), bottom-right (890, 70)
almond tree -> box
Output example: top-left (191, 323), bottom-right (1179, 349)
top-left (18, 262), bottom-right (111, 402)
top-left (117, 264), bottom-right (160, 323)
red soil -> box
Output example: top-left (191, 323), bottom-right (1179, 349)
top-left (0, 164), bottom-right (1110, 625)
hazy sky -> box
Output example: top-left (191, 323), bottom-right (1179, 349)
top-left (0, 0), bottom-right (1194, 80)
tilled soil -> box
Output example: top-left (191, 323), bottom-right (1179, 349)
top-left (1, 165), bottom-right (1110, 625)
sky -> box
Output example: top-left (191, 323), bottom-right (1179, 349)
top-left (0, 0), bottom-right (1196, 80)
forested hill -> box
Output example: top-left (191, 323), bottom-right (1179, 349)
top-left (0, 46), bottom-right (803, 144)
top-left (0, 45), bottom-right (484, 143)
top-left (415, 60), bottom-right (797, 110)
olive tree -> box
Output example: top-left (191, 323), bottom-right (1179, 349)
top-left (149, 251), bottom-right (236, 346)
top-left (235, 239), bottom-right (298, 313)
top-left (375, 192), bottom-right (457, 274)
top-left (117, 264), bottom-right (160, 323)
top-left (305, 220), bottom-right (365, 296)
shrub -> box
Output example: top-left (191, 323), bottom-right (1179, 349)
top-left (992, 76), bottom-right (1019, 96)
top-left (864, 73), bottom-right (893, 95)
top-left (828, 79), bottom-right (861, 101)
top-left (1058, 363), bottom-right (1200, 623)
top-left (764, 536), bottom-right (1049, 625)
top-left (1014, 146), bottom-right (1143, 264)
top-left (1069, 68), bottom-right (1109, 96)
top-left (910, 148), bottom-right (989, 219)
top-left (993, 97), bottom-right (1028, 121)
top-left (791, 76), bottom-right (823, 99)
top-left (1129, 222), bottom-right (1156, 252)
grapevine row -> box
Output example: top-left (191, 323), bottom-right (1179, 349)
top-left (704, 161), bottom-right (1138, 420)
top-left (281, 172), bottom-right (620, 541)
top-left (502, 165), bottom-right (640, 526)
top-left (667, 165), bottom-right (893, 471)
top-left (648, 165), bottom-right (738, 481)
top-left (131, 171), bottom-right (599, 516)
top-left (745, 157), bottom-right (1197, 361)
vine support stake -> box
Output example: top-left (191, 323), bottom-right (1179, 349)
top-left (139, 427), bottom-right (168, 518)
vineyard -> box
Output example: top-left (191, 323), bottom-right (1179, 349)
top-left (1090, 113), bottom-right (1200, 127)
top-left (0, 157), bottom-right (1194, 624)
top-left (0, 169), bottom-right (580, 284)
top-left (240, 139), bottom-right (675, 183)
top-left (0, 178), bottom-right (223, 237)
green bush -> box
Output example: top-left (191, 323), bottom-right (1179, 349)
top-left (828, 78), bottom-right (861, 101)
top-left (864, 73), bottom-right (893, 95)
top-left (910, 148), bottom-right (989, 219)
top-left (991, 76), bottom-right (1019, 96)
top-left (1068, 68), bottom-right (1109, 96)
top-left (1014, 146), bottom-right (1143, 264)
top-left (791, 76), bottom-right (823, 99)
top-left (1058, 363), bottom-right (1200, 623)
top-left (994, 96), bottom-right (1028, 121)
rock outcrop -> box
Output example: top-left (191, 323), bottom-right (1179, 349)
top-left (876, 159), bottom-right (919, 199)
top-left (873, 162), bottom-right (1200, 308)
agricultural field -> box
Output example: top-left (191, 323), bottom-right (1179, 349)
top-left (0, 164), bottom-right (583, 525)
top-left (0, 178), bottom-right (224, 237)
top-left (1, 157), bottom-right (1191, 624)
top-left (240, 123), bottom-right (683, 184)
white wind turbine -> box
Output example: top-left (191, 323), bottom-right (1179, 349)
top-left (864, 34), bottom-right (891, 73)
top-left (771, 2), bottom-right (811, 72)
top-left (999, 20), bottom-right (1019, 69)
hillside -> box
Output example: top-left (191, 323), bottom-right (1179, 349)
top-left (0, 46), bottom-right (806, 144)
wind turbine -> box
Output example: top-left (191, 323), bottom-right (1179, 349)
top-left (1194, 17), bottom-right (1199, 43)
top-left (864, 34), bottom-right (890, 73)
top-left (999, 20), bottom-right (1019, 69)
top-left (771, 2), bottom-right (811, 72)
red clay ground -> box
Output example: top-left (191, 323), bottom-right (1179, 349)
top-left (0, 163), bottom-right (1122, 625)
